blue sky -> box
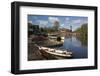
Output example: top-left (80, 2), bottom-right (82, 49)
top-left (28, 15), bottom-right (88, 31)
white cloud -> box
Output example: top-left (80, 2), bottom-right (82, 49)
top-left (61, 24), bottom-right (64, 27)
top-left (64, 17), bottom-right (71, 25)
top-left (71, 19), bottom-right (88, 31)
top-left (37, 20), bottom-right (48, 27)
top-left (72, 19), bottom-right (87, 24)
top-left (72, 19), bottom-right (82, 23)
top-left (28, 21), bottom-right (32, 24)
top-left (48, 17), bottom-right (59, 23)
top-left (65, 17), bottom-right (70, 21)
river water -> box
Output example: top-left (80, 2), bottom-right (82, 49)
top-left (60, 36), bottom-right (88, 59)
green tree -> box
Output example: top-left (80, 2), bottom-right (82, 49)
top-left (74, 23), bottom-right (88, 46)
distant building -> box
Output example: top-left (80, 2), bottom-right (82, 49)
top-left (58, 28), bottom-right (72, 36)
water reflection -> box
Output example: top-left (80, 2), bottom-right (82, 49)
top-left (61, 36), bottom-right (88, 59)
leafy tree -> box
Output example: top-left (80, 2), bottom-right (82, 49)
top-left (74, 23), bottom-right (88, 46)
top-left (53, 21), bottom-right (60, 31)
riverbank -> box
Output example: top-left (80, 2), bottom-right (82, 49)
top-left (29, 38), bottom-right (63, 47)
top-left (28, 39), bottom-right (64, 60)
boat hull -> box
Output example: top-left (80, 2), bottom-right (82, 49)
top-left (39, 49), bottom-right (72, 59)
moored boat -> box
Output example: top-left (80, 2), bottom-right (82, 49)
top-left (38, 46), bottom-right (72, 59)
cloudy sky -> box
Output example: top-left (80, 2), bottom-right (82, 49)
top-left (28, 15), bottom-right (88, 31)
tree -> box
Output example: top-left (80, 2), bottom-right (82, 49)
top-left (40, 27), bottom-right (44, 32)
top-left (53, 21), bottom-right (60, 31)
top-left (74, 23), bottom-right (88, 46)
top-left (28, 23), bottom-right (33, 37)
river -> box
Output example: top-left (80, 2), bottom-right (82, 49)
top-left (60, 36), bottom-right (88, 59)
